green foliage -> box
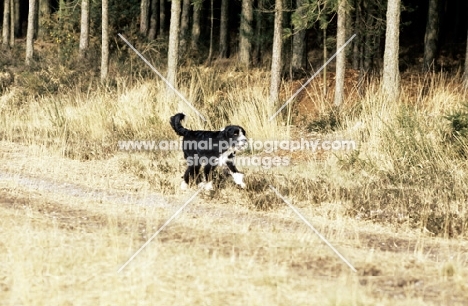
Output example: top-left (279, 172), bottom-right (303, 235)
top-left (444, 102), bottom-right (468, 157)
top-left (445, 102), bottom-right (468, 138)
top-left (41, 3), bottom-right (80, 62)
top-left (383, 107), bottom-right (440, 176)
top-left (40, 0), bottom-right (140, 63)
top-left (289, 0), bottom-right (336, 34)
top-left (306, 108), bottom-right (340, 132)
top-left (15, 65), bottom-right (79, 96)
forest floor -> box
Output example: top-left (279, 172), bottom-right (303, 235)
top-left (0, 140), bottom-right (467, 305)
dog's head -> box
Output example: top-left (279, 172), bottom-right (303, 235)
top-left (222, 125), bottom-right (248, 151)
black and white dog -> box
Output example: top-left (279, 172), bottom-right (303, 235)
top-left (170, 113), bottom-right (248, 190)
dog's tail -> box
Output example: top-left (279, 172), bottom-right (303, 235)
top-left (170, 113), bottom-right (191, 137)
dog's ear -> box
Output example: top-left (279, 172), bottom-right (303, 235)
top-left (222, 126), bottom-right (236, 138)
top-left (241, 127), bottom-right (246, 137)
top-left (222, 126), bottom-right (246, 139)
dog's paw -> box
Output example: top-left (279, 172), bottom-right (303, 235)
top-left (231, 172), bottom-right (246, 188)
top-left (198, 181), bottom-right (214, 191)
top-left (181, 181), bottom-right (189, 190)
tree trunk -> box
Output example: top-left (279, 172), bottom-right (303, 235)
top-left (206, 0), bottom-right (213, 63)
top-left (179, 0), bottom-right (190, 55)
top-left (148, 0), bottom-right (158, 39)
top-left (2, 0), bottom-right (10, 48)
top-left (239, 0), bottom-right (253, 68)
top-left (382, 0), bottom-right (400, 101)
top-left (79, 0), bottom-right (89, 59)
top-left (191, 0), bottom-right (201, 52)
top-left (291, 0), bottom-right (306, 72)
top-left (9, 0), bottom-right (14, 47)
top-left (26, 0), bottom-right (36, 65)
top-left (219, 0), bottom-right (228, 58)
top-left (269, 0), bottom-right (283, 103)
top-left (167, 0), bottom-right (181, 93)
top-left (363, 6), bottom-right (374, 73)
top-left (464, 10), bottom-right (468, 87)
top-left (423, 0), bottom-right (439, 71)
top-left (323, 27), bottom-right (327, 96)
top-left (352, 0), bottom-right (361, 70)
top-left (253, 0), bottom-right (263, 65)
top-left (159, 0), bottom-right (166, 36)
top-left (140, 0), bottom-right (150, 35)
top-left (334, 0), bottom-right (347, 107)
top-left (38, 0), bottom-right (50, 39)
top-left (101, 0), bottom-right (109, 81)
top-left (14, 0), bottom-right (20, 36)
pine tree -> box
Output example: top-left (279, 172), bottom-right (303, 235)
top-left (167, 0), bottom-right (181, 94)
top-left (239, 0), bottom-right (253, 67)
top-left (140, 0), bottom-right (150, 35)
top-left (334, 0), bottom-right (347, 107)
top-left (269, 0), bottom-right (283, 103)
top-left (148, 0), bottom-right (158, 39)
top-left (423, 0), bottom-right (439, 71)
top-left (219, 0), bottom-right (228, 58)
top-left (79, 0), bottom-right (89, 59)
top-left (101, 0), bottom-right (109, 81)
top-left (2, 0), bottom-right (10, 48)
top-left (382, 0), bottom-right (401, 101)
top-left (26, 0), bottom-right (37, 65)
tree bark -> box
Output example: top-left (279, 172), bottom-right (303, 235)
top-left (219, 0), bottom-right (228, 58)
top-left (464, 18), bottom-right (468, 87)
top-left (26, 0), bottom-right (36, 65)
top-left (206, 0), bottom-right (213, 63)
top-left (323, 27), bottom-right (327, 96)
top-left (253, 0), bottom-right (263, 65)
top-left (14, 0), bottom-right (20, 36)
top-left (382, 0), bottom-right (401, 101)
top-left (269, 0), bottom-right (283, 104)
top-left (167, 0), bottom-right (181, 93)
top-left (9, 0), bottom-right (14, 47)
top-left (179, 0), bottom-right (190, 55)
top-left (291, 0), bottom-right (306, 72)
top-left (101, 0), bottom-right (109, 81)
top-left (2, 0), bottom-right (10, 48)
top-left (140, 0), bottom-right (150, 35)
top-left (159, 0), bottom-right (166, 36)
top-left (191, 0), bottom-right (201, 51)
top-left (148, 0), bottom-right (158, 39)
top-left (79, 0), bottom-right (89, 59)
top-left (423, 0), bottom-right (439, 71)
top-left (239, 0), bottom-right (253, 68)
top-left (334, 0), bottom-right (347, 107)
top-left (38, 0), bottom-right (50, 39)
top-left (352, 0), bottom-right (361, 70)
top-left (363, 7), bottom-right (374, 72)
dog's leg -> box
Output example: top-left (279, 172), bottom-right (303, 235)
top-left (183, 164), bottom-right (201, 189)
top-left (203, 164), bottom-right (216, 181)
top-left (226, 161), bottom-right (246, 188)
top-left (199, 164), bottom-right (216, 190)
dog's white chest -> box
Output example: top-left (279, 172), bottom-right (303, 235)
top-left (217, 150), bottom-right (233, 167)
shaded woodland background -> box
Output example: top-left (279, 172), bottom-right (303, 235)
top-left (1, 0), bottom-right (468, 82)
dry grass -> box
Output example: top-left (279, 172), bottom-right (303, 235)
top-left (0, 142), bottom-right (467, 305)
top-left (1, 64), bottom-right (468, 304)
